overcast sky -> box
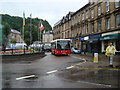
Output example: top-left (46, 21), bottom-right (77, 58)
top-left (0, 0), bottom-right (88, 27)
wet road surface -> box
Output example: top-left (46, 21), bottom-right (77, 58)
top-left (2, 53), bottom-right (119, 88)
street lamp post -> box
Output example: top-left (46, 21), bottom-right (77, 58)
top-left (30, 14), bottom-right (32, 46)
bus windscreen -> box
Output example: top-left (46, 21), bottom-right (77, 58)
top-left (57, 41), bottom-right (71, 50)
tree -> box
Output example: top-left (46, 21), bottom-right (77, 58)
top-left (10, 39), bottom-right (17, 44)
top-left (2, 22), bottom-right (11, 51)
top-left (2, 22), bottom-right (11, 37)
top-left (2, 22), bottom-right (11, 45)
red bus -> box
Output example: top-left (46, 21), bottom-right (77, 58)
top-left (51, 39), bottom-right (72, 55)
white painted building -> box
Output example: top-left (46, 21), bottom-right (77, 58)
top-left (42, 30), bottom-right (53, 44)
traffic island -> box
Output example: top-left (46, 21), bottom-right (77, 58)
top-left (2, 52), bottom-right (46, 63)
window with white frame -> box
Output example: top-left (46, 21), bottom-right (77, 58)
top-left (116, 14), bottom-right (120, 27)
top-left (86, 10), bottom-right (88, 19)
top-left (82, 13), bottom-right (84, 20)
top-left (86, 23), bottom-right (88, 34)
top-left (106, 0), bottom-right (110, 12)
top-left (115, 0), bottom-right (120, 8)
top-left (98, 5), bottom-right (101, 16)
top-left (91, 22), bottom-right (94, 33)
top-left (91, 9), bottom-right (94, 18)
top-left (98, 20), bottom-right (102, 31)
top-left (106, 18), bottom-right (110, 30)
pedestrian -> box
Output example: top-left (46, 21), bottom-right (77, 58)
top-left (105, 42), bottom-right (116, 67)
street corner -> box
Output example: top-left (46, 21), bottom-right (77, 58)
top-left (69, 58), bottom-right (120, 72)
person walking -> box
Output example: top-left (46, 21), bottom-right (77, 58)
top-left (105, 42), bottom-right (116, 67)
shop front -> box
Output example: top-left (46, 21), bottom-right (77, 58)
top-left (88, 34), bottom-right (101, 53)
top-left (71, 38), bottom-right (79, 49)
top-left (80, 36), bottom-right (89, 53)
top-left (100, 30), bottom-right (120, 55)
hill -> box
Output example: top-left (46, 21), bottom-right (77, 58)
top-left (2, 14), bottom-right (52, 32)
top-left (2, 14), bottom-right (52, 45)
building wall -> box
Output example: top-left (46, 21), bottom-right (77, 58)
top-left (8, 32), bottom-right (24, 43)
top-left (43, 34), bottom-right (53, 43)
top-left (53, 1), bottom-right (120, 52)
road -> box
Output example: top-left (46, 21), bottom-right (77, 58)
top-left (2, 53), bottom-right (119, 88)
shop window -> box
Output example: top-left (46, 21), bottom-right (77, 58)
top-left (104, 40), bottom-right (109, 51)
top-left (116, 40), bottom-right (120, 51)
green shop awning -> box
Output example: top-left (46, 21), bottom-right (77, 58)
top-left (100, 33), bottom-right (120, 40)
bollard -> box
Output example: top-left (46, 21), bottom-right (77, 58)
top-left (94, 52), bottom-right (98, 63)
top-left (12, 48), bottom-right (13, 55)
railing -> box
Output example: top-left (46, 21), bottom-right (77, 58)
top-left (0, 46), bottom-right (44, 55)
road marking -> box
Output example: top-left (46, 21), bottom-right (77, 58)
top-left (70, 55), bottom-right (86, 61)
top-left (78, 81), bottom-right (111, 87)
top-left (66, 66), bottom-right (74, 69)
top-left (81, 58), bottom-right (86, 61)
top-left (16, 75), bottom-right (35, 80)
top-left (46, 70), bottom-right (58, 74)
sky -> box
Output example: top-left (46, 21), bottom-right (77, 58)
top-left (0, 0), bottom-right (89, 27)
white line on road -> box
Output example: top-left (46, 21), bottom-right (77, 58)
top-left (16, 75), bottom-right (35, 80)
top-left (70, 56), bottom-right (86, 61)
top-left (77, 81), bottom-right (112, 87)
top-left (66, 66), bottom-right (74, 69)
top-left (81, 58), bottom-right (86, 61)
top-left (46, 70), bottom-right (58, 74)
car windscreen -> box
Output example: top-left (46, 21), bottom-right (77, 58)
top-left (44, 45), bottom-right (50, 49)
top-left (57, 40), bottom-right (71, 50)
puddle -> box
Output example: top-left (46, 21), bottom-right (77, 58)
top-left (57, 67), bottom-right (120, 87)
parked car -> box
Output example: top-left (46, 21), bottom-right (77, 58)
top-left (71, 47), bottom-right (81, 54)
top-left (29, 44), bottom-right (43, 51)
top-left (43, 44), bottom-right (51, 52)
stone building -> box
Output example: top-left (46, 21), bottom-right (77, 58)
top-left (53, 12), bottom-right (74, 40)
top-left (42, 30), bottom-right (53, 44)
top-left (8, 29), bottom-right (24, 43)
top-left (53, 0), bottom-right (120, 54)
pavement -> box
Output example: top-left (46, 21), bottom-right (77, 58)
top-left (70, 53), bottom-right (120, 70)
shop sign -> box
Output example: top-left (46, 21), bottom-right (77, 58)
top-left (103, 36), bottom-right (110, 40)
top-left (84, 36), bottom-right (89, 40)
top-left (80, 37), bottom-right (84, 41)
top-left (102, 31), bottom-right (120, 36)
top-left (71, 38), bottom-right (77, 40)
top-left (89, 34), bottom-right (101, 39)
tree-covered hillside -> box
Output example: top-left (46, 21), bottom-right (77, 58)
top-left (2, 14), bottom-right (52, 45)
top-left (2, 14), bottom-right (52, 32)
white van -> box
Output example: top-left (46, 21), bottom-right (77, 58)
top-left (15, 43), bottom-right (27, 49)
